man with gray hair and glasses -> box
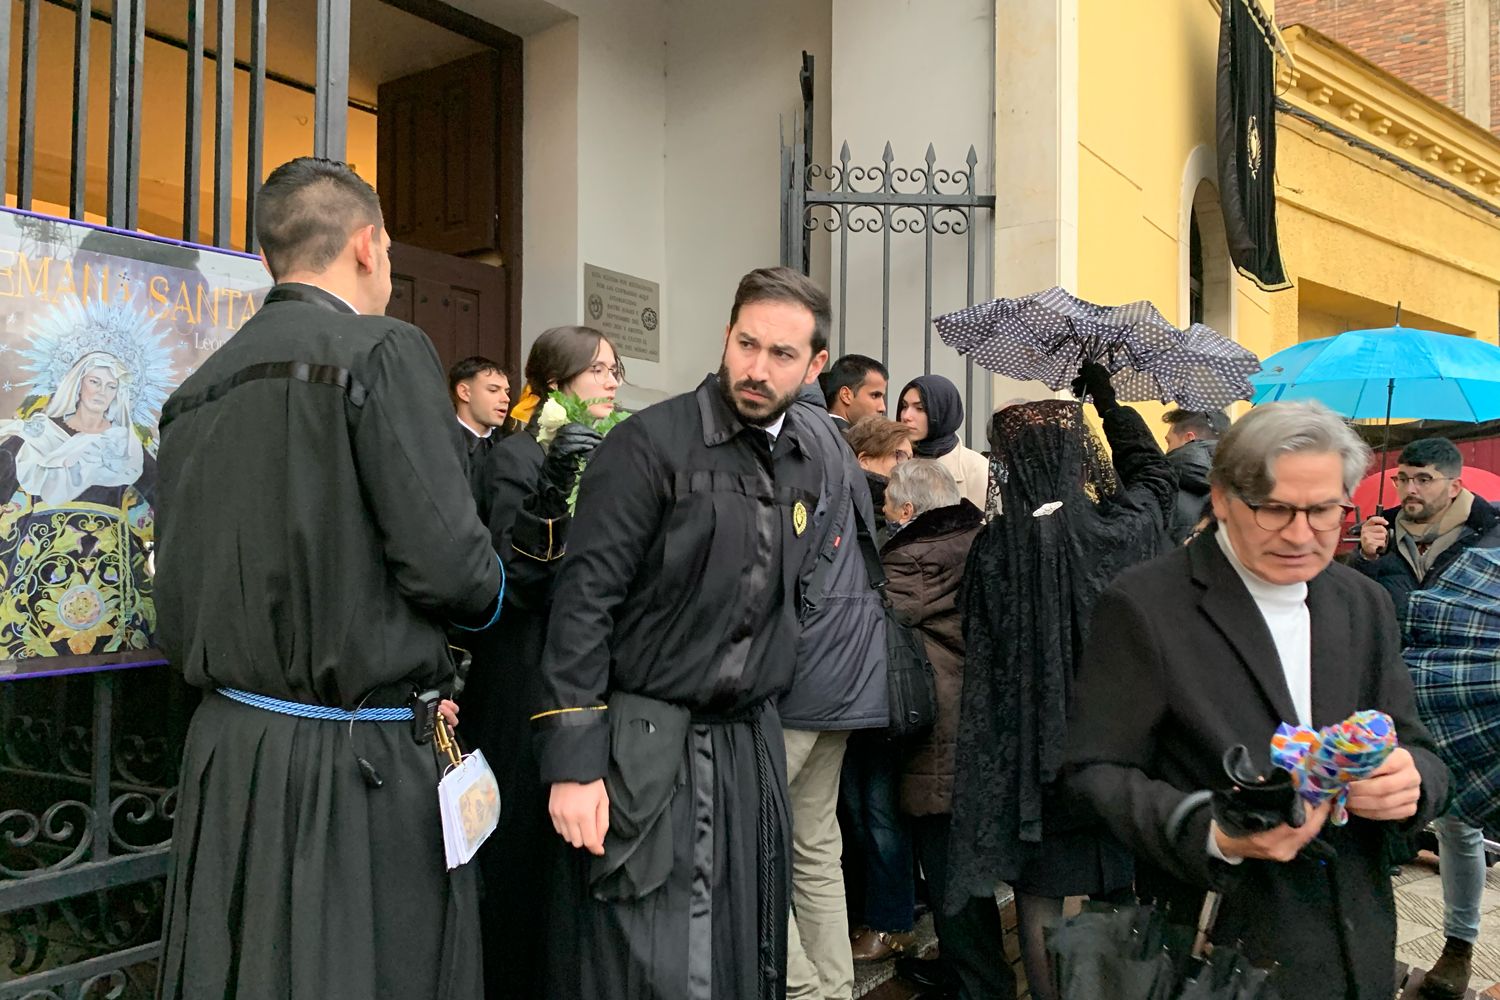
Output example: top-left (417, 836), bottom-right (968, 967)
top-left (1065, 401), bottom-right (1448, 1000)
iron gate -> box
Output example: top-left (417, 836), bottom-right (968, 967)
top-left (779, 57), bottom-right (996, 446)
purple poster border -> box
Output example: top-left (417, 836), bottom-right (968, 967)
top-left (0, 205), bottom-right (264, 261)
top-left (0, 206), bottom-right (265, 682)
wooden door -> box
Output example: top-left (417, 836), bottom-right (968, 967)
top-left (387, 242), bottom-right (514, 375)
top-left (378, 52), bottom-right (501, 256)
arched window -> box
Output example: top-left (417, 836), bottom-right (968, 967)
top-left (1189, 210), bottom-right (1204, 325)
top-left (1179, 147), bottom-right (1236, 340)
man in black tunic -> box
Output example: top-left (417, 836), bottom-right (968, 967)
top-left (535, 267), bottom-right (830, 1000)
top-left (154, 158), bottom-right (501, 1000)
top-left (449, 354), bottom-right (510, 520)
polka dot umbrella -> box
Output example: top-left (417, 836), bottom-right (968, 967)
top-left (935, 287), bottom-right (1258, 409)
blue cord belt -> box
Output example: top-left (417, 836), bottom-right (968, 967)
top-left (218, 687), bottom-right (414, 721)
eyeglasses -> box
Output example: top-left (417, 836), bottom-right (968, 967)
top-left (587, 361), bottom-right (626, 383)
top-left (1391, 473), bottom-right (1448, 490)
top-left (1237, 496), bottom-right (1355, 533)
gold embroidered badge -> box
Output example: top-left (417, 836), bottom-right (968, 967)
top-left (792, 500), bottom-right (809, 537)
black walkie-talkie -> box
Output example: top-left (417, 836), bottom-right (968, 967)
top-left (410, 689), bottom-right (441, 745)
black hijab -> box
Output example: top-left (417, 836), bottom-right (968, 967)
top-left (899, 374), bottom-right (964, 459)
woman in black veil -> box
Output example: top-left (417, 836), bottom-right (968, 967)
top-left (945, 363), bottom-right (1176, 999)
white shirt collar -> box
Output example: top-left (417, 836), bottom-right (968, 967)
top-left (287, 282), bottom-right (360, 315)
top-left (325, 289), bottom-right (359, 314)
top-left (762, 414), bottom-right (786, 442)
top-left (457, 416), bottom-right (493, 439)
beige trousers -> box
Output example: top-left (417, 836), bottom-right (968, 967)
top-left (783, 727), bottom-right (855, 1000)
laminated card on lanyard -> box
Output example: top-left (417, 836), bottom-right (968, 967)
top-left (434, 715), bottom-right (501, 870)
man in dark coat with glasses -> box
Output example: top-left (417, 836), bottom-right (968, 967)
top-left (1065, 401), bottom-right (1448, 1000)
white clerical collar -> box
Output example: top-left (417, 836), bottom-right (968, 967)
top-left (1215, 528), bottom-right (1307, 604)
top-left (325, 289), bottom-right (359, 314)
top-left (287, 281), bottom-right (360, 315)
top-left (457, 416), bottom-right (493, 439)
top-left (762, 414), bottom-right (786, 442)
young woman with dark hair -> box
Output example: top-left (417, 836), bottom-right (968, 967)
top-left (462, 324), bottom-right (623, 999)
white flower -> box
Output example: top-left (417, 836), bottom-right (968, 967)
top-left (535, 398), bottom-right (570, 450)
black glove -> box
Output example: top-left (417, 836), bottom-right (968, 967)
top-left (1070, 360), bottom-right (1119, 411)
top-left (534, 422), bottom-right (604, 519)
top-left (1211, 744), bottom-right (1305, 838)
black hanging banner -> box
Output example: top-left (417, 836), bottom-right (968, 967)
top-left (1216, 0), bottom-right (1291, 291)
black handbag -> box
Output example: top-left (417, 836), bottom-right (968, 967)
top-left (851, 501), bottom-right (938, 742)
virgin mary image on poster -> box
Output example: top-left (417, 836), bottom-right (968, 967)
top-left (0, 298), bottom-right (172, 667)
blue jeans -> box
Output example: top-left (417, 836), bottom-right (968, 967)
top-left (840, 732), bottom-right (915, 932)
top-left (1437, 812), bottom-right (1486, 943)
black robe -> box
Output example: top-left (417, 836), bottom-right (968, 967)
top-left (461, 420), bottom-right (569, 1000)
top-left (154, 282), bottom-right (501, 1000)
top-left (534, 375), bottom-right (824, 1000)
top-left (457, 422), bottom-right (498, 523)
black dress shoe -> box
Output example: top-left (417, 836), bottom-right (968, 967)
top-left (895, 955), bottom-right (947, 990)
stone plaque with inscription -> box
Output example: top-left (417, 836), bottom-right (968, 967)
top-left (582, 263), bottom-right (660, 363)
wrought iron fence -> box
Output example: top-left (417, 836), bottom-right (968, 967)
top-left (1, 669), bottom-right (193, 998)
top-left (779, 110), bottom-right (996, 445)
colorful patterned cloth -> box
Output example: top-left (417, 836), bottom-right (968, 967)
top-left (1404, 547), bottom-right (1500, 830)
top-left (1269, 710), bottom-right (1398, 826)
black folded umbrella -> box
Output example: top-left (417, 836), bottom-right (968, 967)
top-left (1046, 903), bottom-right (1281, 1000)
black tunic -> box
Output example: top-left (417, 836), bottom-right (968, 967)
top-left (457, 423), bottom-right (498, 523)
top-left (461, 421), bottom-right (569, 1000)
top-left (534, 374), bottom-right (823, 1000)
top-left (154, 282), bottom-right (501, 1000)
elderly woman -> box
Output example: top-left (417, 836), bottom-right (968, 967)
top-left (844, 414), bottom-right (914, 529)
top-left (836, 418), bottom-right (919, 963)
top-left (1065, 401), bottom-right (1448, 1000)
top-left (880, 460), bottom-right (1013, 1000)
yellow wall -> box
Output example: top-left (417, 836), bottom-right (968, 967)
top-left (1071, 0), bottom-right (1500, 445)
top-left (1271, 117), bottom-right (1500, 351)
top-left (1075, 0), bottom-right (1273, 435)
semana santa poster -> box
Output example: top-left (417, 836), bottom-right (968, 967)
top-left (0, 209), bottom-right (270, 679)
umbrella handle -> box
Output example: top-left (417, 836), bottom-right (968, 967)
top-left (1372, 379), bottom-right (1395, 557)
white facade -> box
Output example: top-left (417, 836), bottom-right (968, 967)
top-left (450, 0), bottom-right (996, 411)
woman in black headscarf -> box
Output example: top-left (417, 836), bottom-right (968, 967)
top-left (897, 374), bottom-right (990, 509)
top-left (945, 363), bottom-right (1175, 1000)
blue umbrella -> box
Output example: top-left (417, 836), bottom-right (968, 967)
top-left (1250, 326), bottom-right (1500, 507)
top-left (1249, 326), bottom-right (1500, 421)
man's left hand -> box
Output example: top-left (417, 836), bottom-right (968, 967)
top-left (1346, 747), bottom-right (1421, 821)
top-left (439, 699), bottom-right (460, 729)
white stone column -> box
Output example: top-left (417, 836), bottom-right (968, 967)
top-left (1464, 0), bottom-right (1491, 130)
top-left (992, 0), bottom-right (1077, 402)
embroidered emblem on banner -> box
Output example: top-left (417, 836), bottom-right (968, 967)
top-left (792, 501), bottom-right (809, 537)
top-left (1246, 115), bottom-right (1262, 180)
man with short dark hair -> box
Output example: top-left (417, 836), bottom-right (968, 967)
top-left (1354, 438), bottom-right (1500, 618)
top-left (820, 354), bottom-right (889, 429)
top-left (154, 157), bottom-right (501, 1000)
top-left (535, 266), bottom-right (829, 1000)
top-left (448, 355), bottom-right (510, 518)
top-left (1162, 407), bottom-right (1230, 543)
top-left (1352, 436), bottom-right (1500, 999)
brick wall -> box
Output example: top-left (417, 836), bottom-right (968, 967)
top-left (1275, 0), bottom-right (1499, 136)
